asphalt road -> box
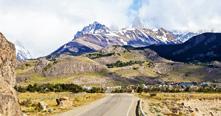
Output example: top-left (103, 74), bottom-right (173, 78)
top-left (57, 94), bottom-right (138, 116)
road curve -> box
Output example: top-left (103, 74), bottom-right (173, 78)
top-left (57, 93), bottom-right (138, 116)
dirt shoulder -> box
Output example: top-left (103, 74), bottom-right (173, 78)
top-left (138, 93), bottom-right (221, 116)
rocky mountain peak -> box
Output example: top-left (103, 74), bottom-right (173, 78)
top-left (15, 40), bottom-right (32, 61)
top-left (49, 22), bottom-right (197, 59)
top-left (74, 21), bottom-right (110, 39)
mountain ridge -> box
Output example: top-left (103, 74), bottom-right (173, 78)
top-left (15, 40), bottom-right (32, 61)
top-left (147, 32), bottom-right (221, 62)
top-left (48, 21), bottom-right (196, 59)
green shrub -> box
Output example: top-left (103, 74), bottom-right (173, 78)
top-left (86, 87), bottom-right (104, 93)
top-left (86, 52), bottom-right (115, 59)
top-left (149, 93), bottom-right (157, 97)
top-left (15, 86), bottom-right (27, 92)
top-left (15, 83), bottom-right (83, 93)
top-left (106, 60), bottom-right (144, 68)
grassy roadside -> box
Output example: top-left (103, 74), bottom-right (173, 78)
top-left (18, 92), bottom-right (105, 116)
top-left (138, 93), bottom-right (221, 116)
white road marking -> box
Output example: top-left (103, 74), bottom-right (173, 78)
top-left (127, 95), bottom-right (134, 116)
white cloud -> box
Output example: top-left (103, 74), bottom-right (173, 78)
top-left (138, 0), bottom-right (221, 32)
top-left (0, 0), bottom-right (133, 57)
top-left (0, 0), bottom-right (221, 57)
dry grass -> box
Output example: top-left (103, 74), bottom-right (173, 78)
top-left (18, 92), bottom-right (104, 116)
top-left (17, 71), bottom-right (112, 87)
top-left (139, 93), bottom-right (221, 116)
top-left (16, 56), bottom-right (221, 87)
top-left (140, 93), bottom-right (221, 100)
top-left (120, 51), bottom-right (146, 61)
top-left (109, 63), bottom-right (157, 78)
top-left (17, 73), bottom-right (73, 86)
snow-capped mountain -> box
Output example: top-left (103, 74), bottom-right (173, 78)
top-left (74, 21), bottom-right (111, 38)
top-left (73, 21), bottom-right (179, 48)
top-left (172, 31), bottom-right (198, 42)
top-left (148, 33), bottom-right (221, 62)
top-left (48, 21), bottom-right (197, 58)
top-left (15, 41), bottom-right (32, 61)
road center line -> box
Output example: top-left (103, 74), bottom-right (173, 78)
top-left (127, 95), bottom-right (134, 116)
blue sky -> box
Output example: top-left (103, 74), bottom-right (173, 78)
top-left (130, 0), bottom-right (142, 12)
top-left (0, 0), bottom-right (221, 57)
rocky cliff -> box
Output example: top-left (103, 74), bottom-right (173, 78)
top-left (0, 33), bottom-right (22, 116)
top-left (38, 56), bottom-right (107, 77)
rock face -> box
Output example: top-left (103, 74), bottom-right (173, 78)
top-left (42, 56), bottom-right (107, 77)
top-left (0, 33), bottom-right (22, 116)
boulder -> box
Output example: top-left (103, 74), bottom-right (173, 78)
top-left (48, 108), bottom-right (53, 113)
top-left (56, 97), bottom-right (72, 108)
top-left (0, 32), bottom-right (22, 116)
top-left (37, 101), bottom-right (47, 111)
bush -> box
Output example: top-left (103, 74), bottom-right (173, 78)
top-left (86, 52), bottom-right (115, 59)
top-left (15, 83), bottom-right (83, 93)
top-left (106, 60), bottom-right (144, 68)
top-left (15, 86), bottom-right (27, 92)
top-left (86, 87), bottom-right (104, 93)
top-left (137, 86), bottom-right (144, 93)
top-left (25, 63), bottom-right (31, 67)
top-left (149, 93), bottom-right (157, 97)
top-left (20, 98), bottom-right (33, 107)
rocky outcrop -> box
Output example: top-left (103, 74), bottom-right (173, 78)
top-left (0, 33), bottom-right (22, 116)
top-left (42, 56), bottom-right (107, 77)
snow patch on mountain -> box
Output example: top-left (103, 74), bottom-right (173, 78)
top-left (48, 21), bottom-right (200, 59)
top-left (15, 41), bottom-right (32, 60)
top-left (74, 21), bottom-right (111, 39)
top-left (172, 31), bottom-right (199, 42)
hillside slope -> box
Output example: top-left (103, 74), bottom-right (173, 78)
top-left (17, 45), bottom-right (221, 86)
top-left (148, 33), bottom-right (221, 62)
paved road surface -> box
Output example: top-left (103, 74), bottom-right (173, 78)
top-left (57, 94), bottom-right (138, 116)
